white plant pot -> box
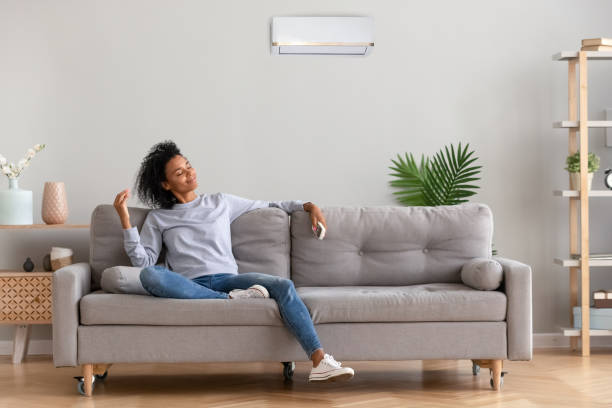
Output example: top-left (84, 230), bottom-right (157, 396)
top-left (0, 178), bottom-right (33, 225)
top-left (569, 172), bottom-right (593, 191)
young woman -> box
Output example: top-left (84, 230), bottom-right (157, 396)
top-left (113, 140), bottom-right (354, 383)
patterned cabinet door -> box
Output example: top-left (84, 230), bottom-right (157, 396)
top-left (0, 273), bottom-right (53, 324)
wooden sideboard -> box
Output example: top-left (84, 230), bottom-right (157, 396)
top-left (0, 271), bottom-right (53, 363)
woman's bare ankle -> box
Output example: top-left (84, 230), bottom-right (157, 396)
top-left (311, 348), bottom-right (325, 367)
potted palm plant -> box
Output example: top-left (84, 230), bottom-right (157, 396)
top-left (565, 151), bottom-right (600, 191)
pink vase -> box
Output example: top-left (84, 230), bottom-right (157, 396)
top-left (42, 181), bottom-right (69, 224)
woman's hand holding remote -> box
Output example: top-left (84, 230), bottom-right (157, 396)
top-left (303, 202), bottom-right (327, 238)
top-left (114, 188), bottom-right (132, 229)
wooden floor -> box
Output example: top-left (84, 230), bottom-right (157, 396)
top-left (1, 349), bottom-right (611, 407)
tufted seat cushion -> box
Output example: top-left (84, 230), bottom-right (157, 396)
top-left (80, 290), bottom-right (284, 326)
top-left (80, 282), bottom-right (506, 325)
top-left (297, 283), bottom-right (507, 324)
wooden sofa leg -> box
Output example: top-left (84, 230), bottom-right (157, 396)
top-left (471, 359), bottom-right (504, 391)
top-left (491, 359), bottom-right (502, 391)
top-left (82, 364), bottom-right (93, 397)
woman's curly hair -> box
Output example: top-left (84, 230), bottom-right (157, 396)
top-left (134, 140), bottom-right (183, 209)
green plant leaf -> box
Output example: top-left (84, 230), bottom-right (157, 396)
top-left (389, 142), bottom-right (482, 206)
top-left (387, 153), bottom-right (430, 205)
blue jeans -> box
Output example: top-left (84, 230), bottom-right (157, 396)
top-left (139, 265), bottom-right (322, 359)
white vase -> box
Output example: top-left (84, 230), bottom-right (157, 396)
top-left (0, 178), bottom-right (33, 225)
top-left (569, 172), bottom-right (593, 191)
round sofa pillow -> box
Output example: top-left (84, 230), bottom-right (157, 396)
top-left (460, 258), bottom-right (503, 291)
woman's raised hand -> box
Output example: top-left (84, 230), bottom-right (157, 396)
top-left (114, 189), bottom-right (131, 229)
top-left (305, 203), bottom-right (327, 234)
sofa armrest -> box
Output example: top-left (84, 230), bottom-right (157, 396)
top-left (52, 262), bottom-right (91, 367)
top-left (494, 256), bottom-right (532, 360)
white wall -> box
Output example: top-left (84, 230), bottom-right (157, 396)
top-left (1, 0), bottom-right (612, 346)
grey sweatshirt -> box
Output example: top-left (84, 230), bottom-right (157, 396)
top-left (123, 192), bottom-right (305, 280)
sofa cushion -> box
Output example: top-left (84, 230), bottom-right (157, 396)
top-left (461, 257), bottom-right (503, 290)
top-left (290, 203), bottom-right (493, 286)
top-left (80, 290), bottom-right (283, 326)
top-left (89, 204), bottom-right (291, 291)
top-left (296, 283), bottom-right (506, 324)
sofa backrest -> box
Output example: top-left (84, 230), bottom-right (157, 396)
top-left (290, 203), bottom-right (493, 287)
top-left (89, 204), bottom-right (291, 291)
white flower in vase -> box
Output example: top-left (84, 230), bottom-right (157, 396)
top-left (0, 143), bottom-right (46, 180)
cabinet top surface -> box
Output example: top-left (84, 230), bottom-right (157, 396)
top-left (0, 271), bottom-right (54, 276)
top-left (0, 224), bottom-right (89, 229)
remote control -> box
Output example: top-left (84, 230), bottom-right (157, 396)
top-left (313, 221), bottom-right (326, 240)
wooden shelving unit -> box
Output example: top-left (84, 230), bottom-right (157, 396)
top-left (553, 50), bottom-right (612, 356)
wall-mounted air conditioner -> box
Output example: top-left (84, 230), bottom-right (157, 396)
top-left (271, 17), bottom-right (374, 56)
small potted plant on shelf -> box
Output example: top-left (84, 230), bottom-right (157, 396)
top-left (565, 151), bottom-right (600, 191)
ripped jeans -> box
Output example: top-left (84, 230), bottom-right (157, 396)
top-left (139, 265), bottom-right (322, 359)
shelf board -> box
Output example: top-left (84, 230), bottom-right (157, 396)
top-left (554, 190), bottom-right (612, 197)
top-left (0, 224), bottom-right (89, 229)
top-left (553, 120), bottom-right (612, 128)
top-left (553, 51), bottom-right (612, 61)
top-left (562, 327), bottom-right (612, 336)
top-left (554, 258), bottom-right (612, 267)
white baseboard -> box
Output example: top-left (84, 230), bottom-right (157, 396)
top-left (0, 339), bottom-right (53, 356)
top-left (1, 333), bottom-right (611, 357)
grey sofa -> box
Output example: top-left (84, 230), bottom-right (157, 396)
top-left (52, 202), bottom-right (532, 396)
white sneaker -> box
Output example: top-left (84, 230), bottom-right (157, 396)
top-left (309, 353), bottom-right (355, 383)
top-left (228, 284), bottom-right (269, 299)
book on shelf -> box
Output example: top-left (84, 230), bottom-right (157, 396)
top-left (593, 289), bottom-right (612, 300)
top-left (582, 37), bottom-right (612, 47)
top-left (594, 299), bottom-right (612, 308)
top-left (581, 45), bottom-right (612, 51)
